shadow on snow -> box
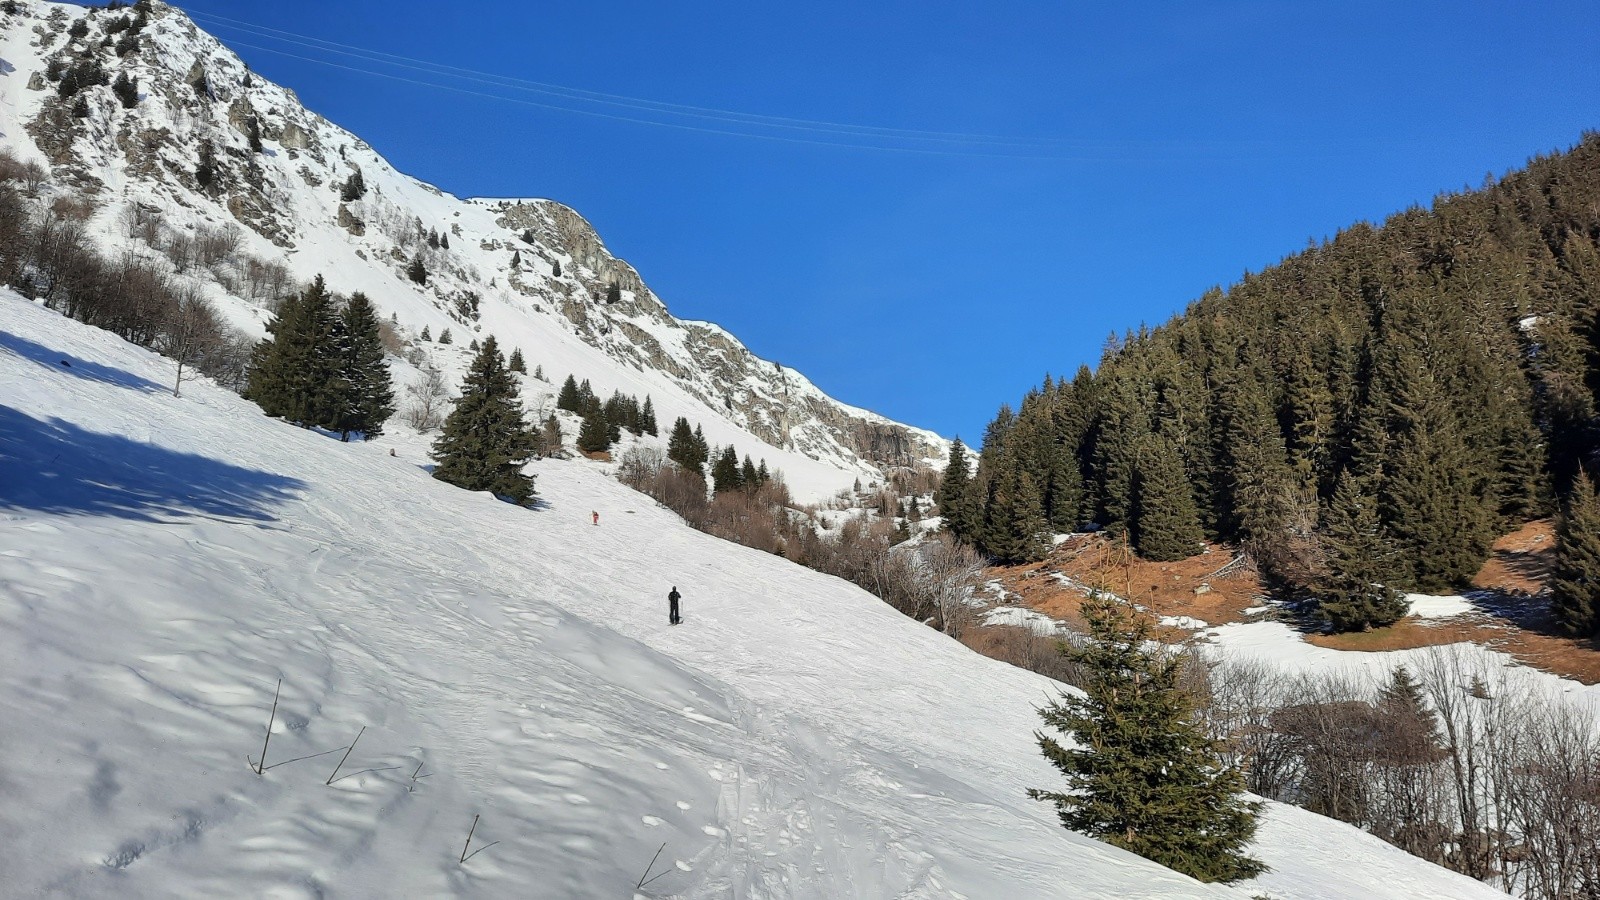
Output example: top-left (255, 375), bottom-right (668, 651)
top-left (0, 406), bottom-right (304, 522)
top-left (0, 330), bottom-right (169, 394)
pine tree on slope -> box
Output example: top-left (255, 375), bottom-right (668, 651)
top-left (1029, 593), bottom-right (1265, 883)
top-left (1550, 469), bottom-right (1600, 637)
top-left (711, 446), bottom-right (743, 494)
top-left (576, 406), bottom-right (612, 454)
top-left (330, 291), bottom-right (394, 441)
top-left (245, 275), bottom-right (340, 428)
top-left (1317, 471), bottom-right (1409, 631)
top-left (556, 374), bottom-right (582, 412)
top-left (1131, 434), bottom-right (1204, 562)
top-left (936, 437), bottom-right (979, 544)
top-left (431, 337), bottom-right (536, 504)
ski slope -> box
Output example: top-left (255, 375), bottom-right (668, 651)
top-left (0, 294), bottom-right (1507, 898)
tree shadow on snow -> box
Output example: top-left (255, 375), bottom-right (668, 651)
top-left (0, 331), bottom-right (168, 394)
top-left (0, 406), bottom-right (304, 522)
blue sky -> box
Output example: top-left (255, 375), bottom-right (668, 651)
top-left (175, 1), bottom-right (1600, 442)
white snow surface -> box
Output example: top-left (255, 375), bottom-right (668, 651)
top-left (0, 296), bottom-right (1513, 898)
top-left (1405, 592), bottom-right (1476, 619)
top-left (0, 0), bottom-right (948, 503)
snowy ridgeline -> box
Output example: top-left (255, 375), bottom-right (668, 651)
top-left (0, 294), bottom-right (1510, 898)
top-left (0, 0), bottom-right (947, 504)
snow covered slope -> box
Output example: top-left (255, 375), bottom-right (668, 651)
top-left (0, 293), bottom-right (1508, 898)
top-left (0, 0), bottom-right (946, 502)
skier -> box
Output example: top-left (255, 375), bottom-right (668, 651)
top-left (592, 510), bottom-right (599, 525)
top-left (668, 586), bottom-right (681, 625)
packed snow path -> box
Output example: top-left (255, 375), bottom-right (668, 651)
top-left (0, 294), bottom-right (1502, 898)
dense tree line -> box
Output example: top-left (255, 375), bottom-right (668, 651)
top-left (244, 276), bottom-right (394, 441)
top-left (556, 374), bottom-right (658, 454)
top-left (949, 134), bottom-right (1600, 631)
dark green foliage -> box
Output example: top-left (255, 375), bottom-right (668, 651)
top-left (329, 292), bottom-right (394, 441)
top-left (436, 327), bottom-right (451, 344)
top-left (469, 338), bottom-right (479, 351)
top-left (605, 282), bottom-right (622, 305)
top-left (431, 336), bottom-right (536, 504)
top-left (427, 229), bottom-right (440, 250)
top-left (419, 325), bottom-right (430, 342)
top-left (556, 375), bottom-right (582, 412)
top-left (1131, 434), bottom-right (1204, 562)
top-left (510, 250), bottom-right (521, 269)
top-left (407, 255), bottom-right (427, 285)
top-left (68, 18), bottom-right (87, 39)
top-left (340, 171), bottom-right (365, 202)
top-left (963, 134), bottom-right (1600, 592)
top-left (245, 276), bottom-right (342, 428)
top-left (1029, 594), bottom-right (1265, 883)
top-left (741, 455), bottom-right (759, 489)
top-left (114, 30), bottom-right (138, 56)
top-left (711, 446), bottom-right (742, 494)
top-left (247, 115), bottom-right (262, 153)
top-left (521, 228), bottom-right (535, 244)
top-left (640, 395), bottom-right (658, 436)
top-left (70, 94), bottom-right (89, 119)
top-left (1550, 469), bottom-right (1600, 636)
top-left (667, 416), bottom-right (709, 472)
top-left (936, 438), bottom-right (978, 543)
top-left (1317, 472), bottom-right (1409, 631)
top-left (551, 258), bottom-right (561, 277)
top-left (111, 71), bottom-right (137, 108)
top-left (507, 348), bottom-right (526, 373)
top-left (576, 406), bottom-right (612, 454)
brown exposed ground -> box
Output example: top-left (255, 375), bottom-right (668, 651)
top-left (972, 521), bottom-right (1600, 686)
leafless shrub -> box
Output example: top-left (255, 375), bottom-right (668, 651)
top-left (402, 365), bottom-right (450, 432)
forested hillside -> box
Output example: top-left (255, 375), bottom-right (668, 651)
top-left (945, 134), bottom-right (1600, 630)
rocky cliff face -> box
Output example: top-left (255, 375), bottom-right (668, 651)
top-left (1, 0), bottom-right (947, 486)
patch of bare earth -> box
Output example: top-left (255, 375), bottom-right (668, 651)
top-left (968, 521), bottom-right (1600, 686)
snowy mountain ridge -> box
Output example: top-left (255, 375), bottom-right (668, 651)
top-left (0, 0), bottom-right (946, 500)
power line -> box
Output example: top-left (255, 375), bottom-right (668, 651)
top-left (176, 4), bottom-right (1094, 155)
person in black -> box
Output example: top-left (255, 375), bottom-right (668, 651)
top-left (668, 586), bottom-right (681, 625)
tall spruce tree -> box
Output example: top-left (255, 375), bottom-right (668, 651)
top-left (981, 464), bottom-right (1050, 563)
top-left (711, 446), bottom-right (743, 494)
top-left (640, 396), bottom-right (659, 436)
top-left (667, 416), bottom-right (699, 471)
top-left (507, 348), bottom-right (526, 373)
top-left (431, 337), bottom-right (537, 504)
top-left (556, 374), bottom-right (582, 412)
top-left (1317, 472), bottom-right (1409, 631)
top-left (576, 406), bottom-right (612, 454)
top-left (936, 438), bottom-right (979, 544)
top-left (1131, 434), bottom-right (1204, 562)
top-left (1550, 469), bottom-right (1600, 636)
top-left (245, 275), bottom-right (341, 428)
top-left (329, 291), bottom-right (394, 440)
top-left (1029, 593), bottom-right (1265, 883)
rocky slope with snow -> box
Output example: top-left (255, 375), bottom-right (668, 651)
top-left (0, 0), bottom-right (945, 501)
top-left (0, 288), bottom-right (1511, 899)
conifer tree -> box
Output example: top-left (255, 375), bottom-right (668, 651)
top-left (1030, 593), bottom-right (1265, 883)
top-left (711, 446), bottom-right (743, 494)
top-left (419, 325), bottom-right (431, 342)
top-left (551, 258), bottom-right (561, 277)
top-left (936, 438), bottom-right (978, 544)
top-left (247, 115), bottom-right (262, 153)
top-left (407, 255), bottom-right (427, 285)
top-left (756, 459), bottom-right (770, 485)
top-left (1317, 472), bottom-right (1409, 631)
top-left (111, 71), bottom-right (137, 108)
top-left (640, 395), bottom-right (658, 436)
top-left (245, 275), bottom-right (341, 428)
top-left (438, 328), bottom-right (452, 345)
top-left (195, 139), bottom-right (217, 192)
top-left (1131, 434), bottom-right (1204, 561)
top-left (340, 171), bottom-right (365, 202)
top-left (556, 375), bottom-right (582, 412)
top-left (508, 348), bottom-right (526, 373)
top-left (667, 416), bottom-right (700, 471)
top-left (577, 406), bottom-right (612, 454)
top-left (691, 425), bottom-right (710, 471)
top-left (431, 337), bottom-right (536, 504)
top-left (329, 291), bottom-right (394, 441)
top-left (741, 455), bottom-right (759, 490)
top-left (605, 281), bottom-right (622, 305)
top-left (1550, 469), bottom-right (1600, 636)
top-left (982, 465), bottom-right (1051, 563)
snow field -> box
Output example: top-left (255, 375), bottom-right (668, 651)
top-left (0, 294), bottom-right (1515, 898)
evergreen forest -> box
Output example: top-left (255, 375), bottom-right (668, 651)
top-left (944, 134), bottom-right (1600, 631)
